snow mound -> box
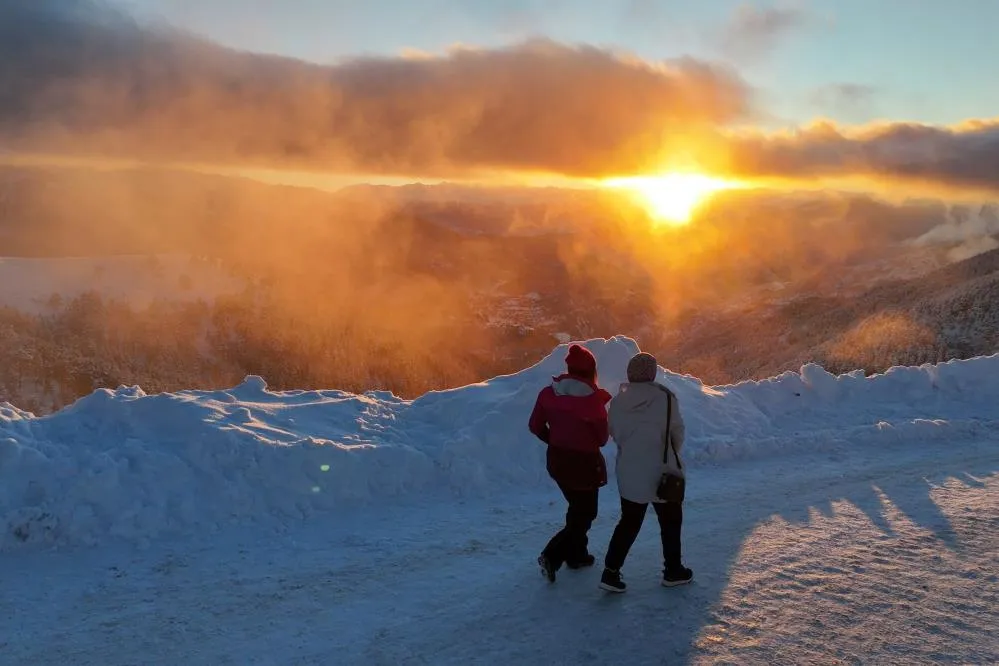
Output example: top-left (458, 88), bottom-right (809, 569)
top-left (2, 336), bottom-right (998, 551)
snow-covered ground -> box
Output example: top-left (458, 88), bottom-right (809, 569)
top-left (0, 254), bottom-right (244, 313)
top-left (1, 337), bottom-right (997, 664)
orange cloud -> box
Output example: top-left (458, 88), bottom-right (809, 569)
top-left (4, 1), bottom-right (998, 196)
top-left (0, 1), bottom-right (750, 179)
top-left (716, 119), bottom-right (999, 195)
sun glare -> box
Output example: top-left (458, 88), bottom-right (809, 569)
top-left (604, 173), bottom-right (741, 225)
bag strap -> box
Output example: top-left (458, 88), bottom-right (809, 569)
top-left (661, 388), bottom-right (681, 470)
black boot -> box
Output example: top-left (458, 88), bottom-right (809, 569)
top-left (538, 554), bottom-right (558, 583)
top-left (662, 565), bottom-right (693, 587)
top-left (599, 567), bottom-right (627, 593)
top-left (566, 553), bottom-right (596, 569)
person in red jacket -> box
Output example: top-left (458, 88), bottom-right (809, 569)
top-left (529, 343), bottom-right (612, 582)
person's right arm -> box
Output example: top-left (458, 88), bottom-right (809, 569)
top-left (667, 392), bottom-right (685, 453)
top-left (587, 391), bottom-right (612, 448)
top-left (591, 410), bottom-right (610, 448)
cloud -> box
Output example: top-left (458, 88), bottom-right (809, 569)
top-left (718, 119), bottom-right (999, 194)
top-left (0, 0), bottom-right (751, 178)
top-left (809, 83), bottom-right (877, 111)
top-left (4, 0), bottom-right (997, 196)
top-left (718, 3), bottom-right (809, 61)
top-left (944, 236), bottom-right (999, 262)
top-left (911, 201), bottom-right (999, 263)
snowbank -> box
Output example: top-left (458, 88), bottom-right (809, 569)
top-left (2, 336), bottom-right (998, 551)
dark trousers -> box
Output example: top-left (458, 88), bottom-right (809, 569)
top-left (542, 482), bottom-right (599, 567)
top-left (605, 497), bottom-right (683, 572)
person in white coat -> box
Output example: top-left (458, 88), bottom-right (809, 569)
top-left (599, 351), bottom-right (693, 592)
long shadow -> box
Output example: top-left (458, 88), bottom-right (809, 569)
top-left (808, 442), bottom-right (996, 553)
top-left (419, 438), bottom-right (999, 665)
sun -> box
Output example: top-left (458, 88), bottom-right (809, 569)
top-left (603, 173), bottom-right (741, 225)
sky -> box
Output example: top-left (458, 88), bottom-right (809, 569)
top-left (120, 0), bottom-right (999, 128)
top-left (1, 0), bottom-right (997, 200)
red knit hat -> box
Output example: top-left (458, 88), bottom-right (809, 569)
top-left (565, 344), bottom-right (596, 378)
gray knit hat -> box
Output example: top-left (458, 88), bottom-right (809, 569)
top-left (626, 352), bottom-right (658, 383)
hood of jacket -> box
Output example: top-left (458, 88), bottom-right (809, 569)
top-left (551, 374), bottom-right (609, 401)
top-left (612, 381), bottom-right (671, 415)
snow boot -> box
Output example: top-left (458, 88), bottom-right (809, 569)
top-left (538, 554), bottom-right (558, 583)
top-left (566, 553), bottom-right (596, 569)
top-left (599, 568), bottom-right (626, 593)
top-left (662, 566), bottom-right (693, 587)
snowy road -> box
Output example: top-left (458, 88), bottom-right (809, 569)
top-left (3, 436), bottom-right (997, 665)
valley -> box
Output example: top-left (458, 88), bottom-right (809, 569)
top-left (1, 164), bottom-right (997, 411)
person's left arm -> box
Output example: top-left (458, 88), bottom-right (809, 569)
top-left (528, 390), bottom-right (551, 444)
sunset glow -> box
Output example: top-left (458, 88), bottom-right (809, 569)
top-left (603, 173), bottom-right (743, 225)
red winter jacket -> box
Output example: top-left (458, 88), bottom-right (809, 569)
top-left (528, 374), bottom-right (612, 490)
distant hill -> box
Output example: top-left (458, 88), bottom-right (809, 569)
top-left (658, 247), bottom-right (999, 383)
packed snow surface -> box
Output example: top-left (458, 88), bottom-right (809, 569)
top-left (1, 336), bottom-right (996, 664)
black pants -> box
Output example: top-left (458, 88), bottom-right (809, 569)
top-left (604, 497), bottom-right (683, 572)
top-left (542, 483), bottom-right (599, 568)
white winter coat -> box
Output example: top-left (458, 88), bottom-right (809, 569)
top-left (608, 381), bottom-right (685, 504)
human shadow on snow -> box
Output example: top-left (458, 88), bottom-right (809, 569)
top-left (392, 438), bottom-right (997, 666)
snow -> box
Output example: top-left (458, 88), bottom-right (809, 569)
top-left (0, 254), bottom-right (244, 314)
top-left (4, 335), bottom-right (995, 552)
top-left (0, 336), bottom-right (997, 663)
